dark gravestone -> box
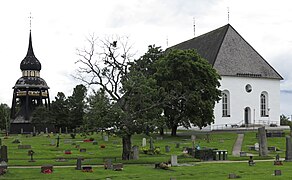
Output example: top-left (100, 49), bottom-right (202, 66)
top-left (258, 127), bottom-right (268, 156)
top-left (175, 143), bottom-right (180, 148)
top-left (92, 141), bottom-right (98, 145)
top-left (76, 158), bottom-right (82, 170)
top-left (0, 146), bottom-right (8, 162)
top-left (80, 148), bottom-right (86, 153)
top-left (274, 170), bottom-right (282, 176)
top-left (0, 161), bottom-right (7, 175)
top-left (285, 136), bottom-right (292, 161)
top-left (82, 166), bottom-right (93, 172)
top-left (113, 163), bottom-right (123, 171)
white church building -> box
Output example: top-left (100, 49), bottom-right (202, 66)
top-left (172, 24), bottom-right (283, 130)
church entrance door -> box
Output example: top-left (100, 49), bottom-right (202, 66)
top-left (244, 107), bottom-right (251, 124)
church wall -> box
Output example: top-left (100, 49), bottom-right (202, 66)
top-left (212, 76), bottom-right (280, 130)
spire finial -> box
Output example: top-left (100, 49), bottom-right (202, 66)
top-left (227, 7), bottom-right (230, 23)
top-left (28, 12), bottom-right (33, 31)
top-left (193, 17), bottom-right (196, 37)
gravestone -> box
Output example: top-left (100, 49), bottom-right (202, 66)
top-left (0, 146), bottom-right (8, 162)
top-left (76, 158), bottom-right (82, 170)
top-left (103, 135), bottom-right (109, 142)
top-left (113, 163), bottom-right (123, 171)
top-left (142, 138), bottom-right (146, 147)
top-left (65, 127), bottom-right (68, 134)
top-left (80, 148), bottom-right (86, 153)
top-left (21, 128), bottom-right (23, 134)
top-left (18, 145), bottom-right (32, 149)
top-left (191, 135), bottom-right (196, 149)
top-left (285, 136), bottom-right (292, 161)
top-left (104, 159), bottom-right (113, 170)
top-left (274, 170), bottom-right (282, 176)
top-left (149, 137), bottom-right (154, 151)
top-left (50, 140), bottom-right (55, 146)
top-left (33, 126), bottom-right (36, 134)
top-left (171, 155), bottom-right (178, 166)
top-left (59, 128), bottom-right (62, 134)
top-left (45, 128), bottom-right (48, 134)
top-left (258, 127), bottom-right (268, 156)
top-left (175, 143), bottom-right (180, 148)
top-left (92, 141), bottom-right (98, 145)
top-left (132, 146), bottom-right (139, 160)
top-left (254, 143), bottom-right (259, 151)
top-left (165, 145), bottom-right (170, 153)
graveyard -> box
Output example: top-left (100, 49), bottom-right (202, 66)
top-left (0, 129), bottom-right (290, 179)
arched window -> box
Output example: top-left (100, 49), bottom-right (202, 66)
top-left (260, 92), bottom-right (269, 117)
top-left (222, 90), bottom-right (230, 117)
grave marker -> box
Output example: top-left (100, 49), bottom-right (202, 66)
top-left (76, 158), bottom-right (82, 170)
top-left (258, 127), bottom-right (268, 156)
top-left (103, 135), bottom-right (109, 142)
top-left (142, 138), bottom-right (146, 147)
top-left (171, 155), bottom-right (178, 166)
top-left (0, 146), bottom-right (8, 162)
top-left (132, 146), bottom-right (139, 160)
top-left (285, 136), bottom-right (292, 161)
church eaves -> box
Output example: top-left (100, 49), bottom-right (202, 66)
top-left (171, 24), bottom-right (283, 80)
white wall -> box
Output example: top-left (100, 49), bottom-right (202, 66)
top-left (212, 76), bottom-right (280, 129)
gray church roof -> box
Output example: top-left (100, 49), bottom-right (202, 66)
top-left (171, 24), bottom-right (283, 80)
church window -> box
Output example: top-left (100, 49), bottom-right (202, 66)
top-left (260, 92), bottom-right (269, 117)
top-left (222, 90), bottom-right (230, 117)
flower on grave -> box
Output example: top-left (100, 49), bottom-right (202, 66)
top-left (100, 144), bottom-right (106, 148)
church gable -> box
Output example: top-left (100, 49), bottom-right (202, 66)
top-left (215, 25), bottom-right (283, 80)
top-left (170, 24), bottom-right (283, 80)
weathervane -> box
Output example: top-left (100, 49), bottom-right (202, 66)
top-left (28, 12), bottom-right (33, 30)
top-left (193, 17), bottom-right (196, 37)
top-left (227, 7), bottom-right (230, 23)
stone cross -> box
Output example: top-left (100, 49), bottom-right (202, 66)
top-left (258, 127), bottom-right (268, 156)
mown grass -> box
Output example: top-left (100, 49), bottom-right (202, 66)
top-left (0, 130), bottom-right (290, 179)
top-left (1, 161), bottom-right (292, 179)
top-left (2, 131), bottom-right (238, 166)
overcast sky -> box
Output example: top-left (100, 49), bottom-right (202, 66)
top-left (1, 0), bottom-right (292, 116)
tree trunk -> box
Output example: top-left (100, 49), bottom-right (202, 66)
top-left (159, 127), bottom-right (164, 136)
top-left (171, 125), bottom-right (178, 136)
top-left (122, 134), bottom-right (132, 160)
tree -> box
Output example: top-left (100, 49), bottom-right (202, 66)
top-left (75, 36), bottom-right (161, 160)
top-left (155, 49), bottom-right (221, 136)
top-left (0, 104), bottom-right (10, 131)
top-left (68, 84), bottom-right (87, 130)
top-left (85, 89), bottom-right (112, 131)
top-left (31, 106), bottom-right (53, 125)
top-left (50, 92), bottom-right (70, 130)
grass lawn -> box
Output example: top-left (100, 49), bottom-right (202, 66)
top-left (0, 130), bottom-right (289, 179)
top-left (1, 161), bottom-right (292, 179)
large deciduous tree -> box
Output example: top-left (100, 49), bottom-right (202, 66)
top-left (75, 36), bottom-right (161, 160)
top-left (155, 49), bottom-right (221, 136)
